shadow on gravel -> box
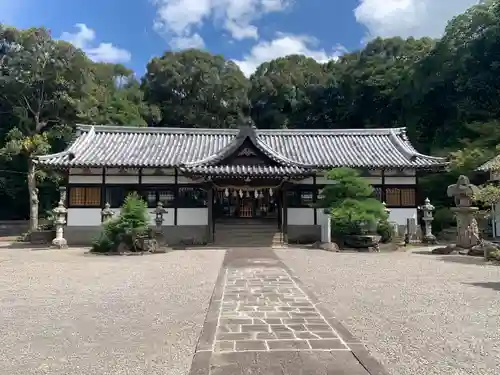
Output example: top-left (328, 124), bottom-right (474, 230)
top-left (438, 255), bottom-right (488, 265)
top-left (466, 282), bottom-right (500, 291)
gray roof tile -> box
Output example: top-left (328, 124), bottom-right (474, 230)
top-left (180, 164), bottom-right (311, 177)
top-left (35, 124), bottom-right (446, 170)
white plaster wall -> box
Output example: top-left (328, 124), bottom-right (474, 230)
top-left (385, 176), bottom-right (416, 185)
top-left (142, 168), bottom-right (175, 175)
top-left (288, 208), bottom-right (315, 225)
top-left (388, 208), bottom-right (417, 225)
top-left (68, 175), bottom-right (102, 184)
top-left (110, 207), bottom-right (175, 226)
top-left (70, 168), bottom-right (102, 175)
top-left (363, 177), bottom-right (383, 185)
top-left (178, 208), bottom-right (208, 226)
top-left (67, 208), bottom-right (101, 226)
top-left (141, 175), bottom-right (176, 184)
top-left (106, 175), bottom-right (139, 184)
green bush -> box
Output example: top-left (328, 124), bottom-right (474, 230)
top-left (321, 168), bottom-right (389, 239)
top-left (433, 207), bottom-right (456, 233)
top-left (92, 193), bottom-right (149, 253)
top-left (377, 219), bottom-right (393, 243)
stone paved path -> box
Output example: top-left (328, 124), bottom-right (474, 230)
top-left (189, 248), bottom-right (389, 375)
top-left (215, 267), bottom-right (350, 352)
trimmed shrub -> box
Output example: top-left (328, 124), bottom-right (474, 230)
top-left (92, 193), bottom-right (149, 253)
top-left (320, 168), bottom-right (389, 239)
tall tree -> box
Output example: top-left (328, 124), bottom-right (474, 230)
top-left (142, 49), bottom-right (250, 128)
top-left (249, 55), bottom-right (329, 129)
top-left (0, 26), bottom-right (90, 230)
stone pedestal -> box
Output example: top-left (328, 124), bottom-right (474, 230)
top-left (419, 198), bottom-right (437, 244)
top-left (52, 202), bottom-right (67, 249)
top-left (451, 206), bottom-right (480, 249)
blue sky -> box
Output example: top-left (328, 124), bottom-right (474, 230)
top-left (1, 0), bottom-right (479, 76)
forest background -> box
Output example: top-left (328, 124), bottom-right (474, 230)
top-left (1, 0), bottom-right (500, 233)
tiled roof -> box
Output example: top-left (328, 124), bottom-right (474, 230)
top-left (179, 164), bottom-right (311, 177)
top-left (477, 155), bottom-right (500, 171)
top-left (35, 124), bottom-right (446, 169)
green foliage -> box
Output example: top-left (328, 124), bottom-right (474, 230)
top-left (474, 184), bottom-right (500, 206)
top-left (3, 0), bottom-right (500, 222)
top-left (92, 193), bottom-right (149, 253)
top-left (376, 220), bottom-right (393, 244)
top-left (432, 207), bottom-right (457, 233)
top-left (142, 49), bottom-right (250, 129)
top-left (320, 168), bottom-right (389, 238)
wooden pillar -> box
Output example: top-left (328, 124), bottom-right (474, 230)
top-left (207, 182), bottom-right (214, 243)
top-left (381, 169), bottom-right (386, 203)
top-left (174, 169), bottom-right (178, 225)
top-left (101, 168), bottom-right (106, 207)
top-left (283, 184), bottom-right (288, 243)
top-left (313, 174), bottom-right (317, 225)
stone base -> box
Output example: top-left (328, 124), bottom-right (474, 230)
top-left (422, 235), bottom-right (438, 245)
top-left (64, 225), bottom-right (209, 246)
top-left (312, 241), bottom-right (340, 252)
top-left (287, 225), bottom-right (321, 244)
top-left (52, 237), bottom-right (68, 249)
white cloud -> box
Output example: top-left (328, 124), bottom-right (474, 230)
top-left (60, 24), bottom-right (131, 63)
top-left (152, 0), bottom-right (289, 48)
top-left (354, 0), bottom-right (480, 39)
top-left (233, 34), bottom-right (345, 77)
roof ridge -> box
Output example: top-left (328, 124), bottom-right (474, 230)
top-left (76, 124), bottom-right (239, 135)
top-left (256, 127), bottom-right (407, 136)
top-left (388, 129), bottom-right (446, 162)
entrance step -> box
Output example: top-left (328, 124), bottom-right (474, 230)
top-left (214, 223), bottom-right (285, 248)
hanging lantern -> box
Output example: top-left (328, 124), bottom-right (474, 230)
top-left (254, 190), bottom-right (259, 199)
top-left (269, 188), bottom-right (273, 197)
top-left (232, 190), bottom-right (237, 197)
top-left (259, 191), bottom-right (264, 199)
top-left (224, 188), bottom-right (229, 197)
top-left (239, 189), bottom-right (243, 198)
top-left (246, 190), bottom-right (250, 198)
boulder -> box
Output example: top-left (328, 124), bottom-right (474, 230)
top-left (468, 241), bottom-right (500, 257)
top-left (431, 245), bottom-right (457, 254)
top-left (343, 235), bottom-right (381, 249)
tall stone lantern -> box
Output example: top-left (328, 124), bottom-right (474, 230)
top-left (52, 187), bottom-right (68, 249)
top-left (447, 175), bottom-right (480, 249)
top-left (419, 198), bottom-right (437, 244)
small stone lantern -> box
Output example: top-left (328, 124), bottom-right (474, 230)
top-left (101, 202), bottom-right (115, 223)
top-left (52, 187), bottom-right (68, 249)
top-left (419, 197), bottom-right (437, 244)
top-left (155, 201), bottom-right (166, 231)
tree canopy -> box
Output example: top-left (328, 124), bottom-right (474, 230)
top-left (2, 0), bottom-right (500, 221)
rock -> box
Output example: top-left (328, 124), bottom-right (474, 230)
top-left (432, 245), bottom-right (456, 254)
top-left (343, 235), bottom-right (381, 248)
top-left (319, 242), bottom-right (340, 252)
top-left (468, 241), bottom-right (500, 257)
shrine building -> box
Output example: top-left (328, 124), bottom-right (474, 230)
top-left (35, 123), bottom-right (446, 246)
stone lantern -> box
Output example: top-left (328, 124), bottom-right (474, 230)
top-left (155, 201), bottom-right (166, 231)
top-left (52, 187), bottom-right (68, 249)
top-left (418, 197), bottom-right (437, 244)
top-left (101, 202), bottom-right (115, 223)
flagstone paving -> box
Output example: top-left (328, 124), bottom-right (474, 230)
top-left (214, 267), bottom-right (349, 353)
top-left (189, 248), bottom-right (389, 375)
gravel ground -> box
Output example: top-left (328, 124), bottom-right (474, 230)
top-left (277, 248), bottom-right (500, 375)
top-left (0, 247), bottom-right (225, 375)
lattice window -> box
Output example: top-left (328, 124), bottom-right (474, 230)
top-left (178, 187), bottom-right (207, 208)
top-left (158, 189), bottom-right (175, 207)
top-left (69, 187), bottom-right (101, 207)
top-left (385, 187), bottom-right (416, 207)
